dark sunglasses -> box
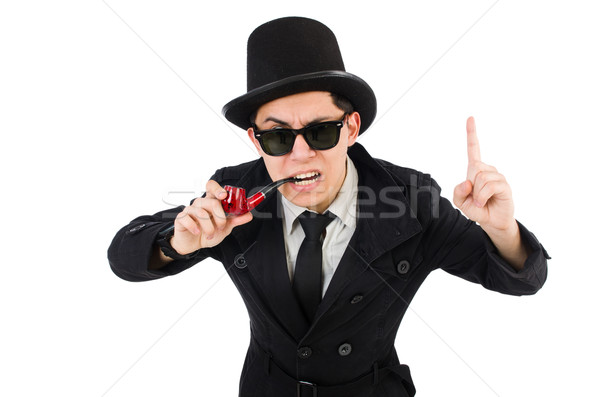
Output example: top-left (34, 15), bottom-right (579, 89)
top-left (252, 114), bottom-right (347, 156)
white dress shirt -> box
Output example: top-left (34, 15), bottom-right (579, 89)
top-left (280, 156), bottom-right (358, 298)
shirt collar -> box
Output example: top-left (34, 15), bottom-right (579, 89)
top-left (281, 156), bottom-right (358, 234)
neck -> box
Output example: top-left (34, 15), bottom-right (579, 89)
top-left (308, 160), bottom-right (348, 214)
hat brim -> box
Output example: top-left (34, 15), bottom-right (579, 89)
top-left (222, 70), bottom-right (376, 135)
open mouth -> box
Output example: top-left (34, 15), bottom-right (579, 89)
top-left (292, 171), bottom-right (321, 185)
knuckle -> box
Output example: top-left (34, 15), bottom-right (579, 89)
top-left (207, 196), bottom-right (220, 208)
top-left (184, 206), bottom-right (198, 217)
top-left (212, 200), bottom-right (226, 216)
top-left (204, 198), bottom-right (222, 215)
top-left (176, 208), bottom-right (190, 219)
top-left (474, 172), bottom-right (486, 186)
top-left (206, 179), bottom-right (221, 192)
top-left (201, 220), bottom-right (215, 233)
top-left (181, 217), bottom-right (196, 230)
top-left (198, 208), bottom-right (211, 220)
top-left (192, 198), bottom-right (204, 208)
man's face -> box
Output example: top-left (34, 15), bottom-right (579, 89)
top-left (248, 91), bottom-right (360, 214)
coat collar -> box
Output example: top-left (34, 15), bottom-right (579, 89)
top-left (347, 143), bottom-right (422, 262)
top-left (230, 142), bottom-right (422, 248)
top-left (229, 143), bottom-right (422, 340)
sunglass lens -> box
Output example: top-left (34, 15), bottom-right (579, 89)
top-left (306, 124), bottom-right (339, 149)
top-left (261, 130), bottom-right (294, 156)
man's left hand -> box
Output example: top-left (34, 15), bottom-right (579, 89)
top-left (453, 116), bottom-right (516, 233)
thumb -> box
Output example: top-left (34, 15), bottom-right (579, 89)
top-left (453, 180), bottom-right (472, 209)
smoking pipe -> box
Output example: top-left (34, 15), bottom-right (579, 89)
top-left (221, 177), bottom-right (296, 216)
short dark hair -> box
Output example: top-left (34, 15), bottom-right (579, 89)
top-left (249, 92), bottom-right (354, 125)
top-left (330, 92), bottom-right (354, 115)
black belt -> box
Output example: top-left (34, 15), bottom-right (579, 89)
top-left (255, 343), bottom-right (415, 397)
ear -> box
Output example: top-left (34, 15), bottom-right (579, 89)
top-left (346, 111), bottom-right (361, 147)
top-left (247, 128), bottom-right (263, 154)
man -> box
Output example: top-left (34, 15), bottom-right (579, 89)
top-left (108, 17), bottom-right (549, 396)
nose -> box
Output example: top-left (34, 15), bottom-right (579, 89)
top-left (288, 133), bottom-right (316, 160)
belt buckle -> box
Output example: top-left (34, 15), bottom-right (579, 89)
top-left (297, 380), bottom-right (317, 397)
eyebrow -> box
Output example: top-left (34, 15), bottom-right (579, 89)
top-left (260, 115), bottom-right (335, 128)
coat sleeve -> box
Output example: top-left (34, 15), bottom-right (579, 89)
top-left (426, 183), bottom-right (550, 296)
top-left (107, 205), bottom-right (221, 282)
top-left (106, 159), bottom-right (265, 282)
top-left (107, 165), bottom-right (233, 282)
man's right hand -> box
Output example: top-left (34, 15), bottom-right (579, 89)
top-left (170, 180), bottom-right (253, 255)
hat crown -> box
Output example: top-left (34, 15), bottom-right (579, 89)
top-left (247, 17), bottom-right (346, 91)
top-left (222, 16), bottom-right (376, 135)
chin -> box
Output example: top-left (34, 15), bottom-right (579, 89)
top-left (282, 188), bottom-right (320, 208)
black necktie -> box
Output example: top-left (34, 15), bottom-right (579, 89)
top-left (292, 210), bottom-right (335, 322)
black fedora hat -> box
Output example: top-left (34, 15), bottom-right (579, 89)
top-left (222, 17), bottom-right (377, 135)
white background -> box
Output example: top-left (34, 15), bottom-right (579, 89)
top-left (1, 1), bottom-right (598, 396)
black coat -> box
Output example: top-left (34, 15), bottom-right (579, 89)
top-left (108, 143), bottom-right (549, 397)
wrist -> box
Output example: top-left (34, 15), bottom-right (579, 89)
top-left (483, 220), bottom-right (528, 271)
top-left (156, 225), bottom-right (202, 261)
top-left (481, 219), bottom-right (519, 241)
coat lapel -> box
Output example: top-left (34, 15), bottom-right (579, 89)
top-left (245, 195), bottom-right (310, 341)
top-left (228, 163), bottom-right (309, 341)
top-left (313, 144), bottom-right (423, 322)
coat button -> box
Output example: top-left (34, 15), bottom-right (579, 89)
top-left (396, 260), bottom-right (410, 275)
top-left (234, 254), bottom-right (247, 269)
top-left (298, 347), bottom-right (312, 359)
top-left (338, 343), bottom-right (352, 356)
top-left (350, 295), bottom-right (363, 304)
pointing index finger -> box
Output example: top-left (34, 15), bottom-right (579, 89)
top-left (466, 116), bottom-right (481, 164)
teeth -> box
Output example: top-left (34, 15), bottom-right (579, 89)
top-left (294, 171), bottom-right (319, 180)
top-left (294, 179), bottom-right (315, 185)
top-left (293, 171), bottom-right (320, 185)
